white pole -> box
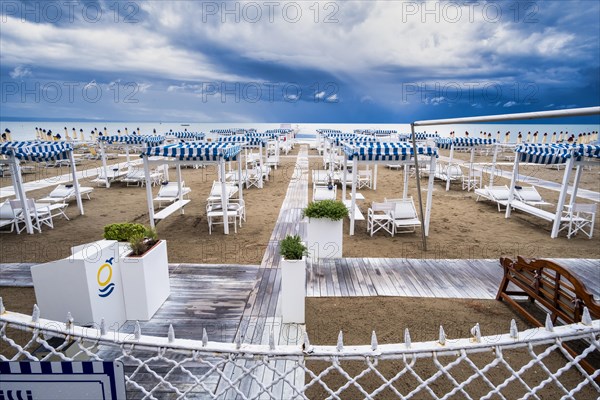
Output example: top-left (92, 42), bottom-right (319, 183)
top-left (349, 157), bottom-right (358, 236)
top-left (403, 164), bottom-right (409, 198)
top-left (342, 156), bottom-right (348, 201)
top-left (125, 144), bottom-right (131, 164)
top-left (69, 150), bottom-right (84, 215)
top-left (373, 163), bottom-right (378, 190)
top-left (99, 141), bottom-right (110, 188)
top-left (259, 142), bottom-right (264, 187)
top-left (446, 143), bottom-right (454, 191)
top-left (220, 159), bottom-right (229, 234)
top-left (237, 155), bottom-right (243, 202)
top-left (551, 154), bottom-right (575, 238)
top-left (569, 164), bottom-right (583, 208)
top-left (143, 156), bottom-right (156, 229)
top-left (176, 164), bottom-right (184, 215)
top-left (505, 154), bottom-right (520, 219)
top-left (11, 157), bottom-right (33, 234)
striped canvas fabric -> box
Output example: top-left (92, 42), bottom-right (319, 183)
top-left (265, 129), bottom-right (292, 134)
top-left (98, 135), bottom-right (165, 146)
top-left (333, 134), bottom-right (378, 146)
top-left (144, 143), bottom-right (241, 161)
top-left (166, 132), bottom-right (205, 140)
top-left (0, 141), bottom-right (73, 161)
top-left (218, 135), bottom-right (267, 147)
top-left (317, 129), bottom-right (342, 134)
top-left (246, 132), bottom-right (278, 139)
top-left (210, 129), bottom-right (251, 134)
top-left (515, 143), bottom-right (600, 164)
top-left (343, 142), bottom-right (438, 161)
top-left (436, 137), bottom-right (496, 149)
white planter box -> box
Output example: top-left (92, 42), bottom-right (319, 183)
top-left (119, 240), bottom-right (170, 321)
top-left (281, 257), bottom-right (306, 324)
top-left (306, 218), bottom-right (343, 261)
top-left (31, 240), bottom-right (127, 328)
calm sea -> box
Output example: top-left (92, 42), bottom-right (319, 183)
top-left (1, 121), bottom-right (598, 142)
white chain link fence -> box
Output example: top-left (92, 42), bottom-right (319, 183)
top-left (1, 305), bottom-right (599, 399)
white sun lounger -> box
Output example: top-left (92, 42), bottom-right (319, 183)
top-left (154, 181), bottom-right (191, 208)
top-left (385, 197), bottom-right (421, 234)
top-left (475, 185), bottom-right (511, 211)
top-left (38, 184), bottom-right (94, 204)
top-left (514, 186), bottom-right (552, 208)
top-left (206, 181), bottom-right (238, 205)
top-left (313, 183), bottom-right (336, 201)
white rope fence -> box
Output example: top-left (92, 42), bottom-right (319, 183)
top-left (1, 301), bottom-right (598, 399)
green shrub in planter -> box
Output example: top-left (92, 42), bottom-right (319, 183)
top-left (104, 223), bottom-right (158, 256)
top-left (302, 200), bottom-right (348, 221)
top-left (279, 235), bottom-right (307, 260)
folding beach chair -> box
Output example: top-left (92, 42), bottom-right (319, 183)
top-left (462, 170), bottom-right (482, 191)
top-left (566, 203), bottom-right (597, 239)
top-left (38, 184), bottom-right (94, 204)
top-left (384, 197), bottom-right (421, 234)
top-left (206, 181), bottom-right (238, 206)
top-left (206, 199), bottom-right (245, 234)
top-left (10, 199), bottom-right (55, 234)
top-left (0, 200), bottom-right (18, 233)
top-left (367, 202), bottom-right (395, 237)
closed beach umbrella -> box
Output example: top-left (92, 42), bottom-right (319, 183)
top-left (525, 131), bottom-right (531, 143)
top-left (79, 129), bottom-right (84, 141)
top-left (124, 127), bottom-right (128, 135)
top-left (516, 133), bottom-right (522, 144)
top-left (504, 131), bottom-right (510, 143)
top-left (137, 127), bottom-right (141, 135)
top-left (104, 127), bottom-right (108, 136)
top-left (542, 132), bottom-right (548, 144)
top-left (551, 132), bottom-right (557, 143)
top-left (532, 132), bottom-right (538, 143)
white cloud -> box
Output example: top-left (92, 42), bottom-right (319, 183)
top-left (326, 94), bottom-right (338, 102)
top-left (315, 91), bottom-right (325, 99)
top-left (503, 101), bottom-right (517, 107)
top-left (9, 65), bottom-right (32, 79)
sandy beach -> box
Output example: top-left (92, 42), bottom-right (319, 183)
top-left (1, 146), bottom-right (599, 264)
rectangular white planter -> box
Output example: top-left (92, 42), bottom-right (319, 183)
top-left (31, 240), bottom-right (127, 328)
top-left (281, 257), bottom-right (306, 324)
top-left (119, 240), bottom-right (170, 321)
top-left (306, 218), bottom-right (343, 261)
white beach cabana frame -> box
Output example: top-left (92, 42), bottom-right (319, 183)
top-left (0, 141), bottom-right (85, 234)
top-left (341, 142), bottom-right (438, 236)
top-left (505, 143), bottom-right (600, 238)
top-left (141, 142), bottom-right (243, 234)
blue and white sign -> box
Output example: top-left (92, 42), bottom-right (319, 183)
top-left (0, 361), bottom-right (125, 400)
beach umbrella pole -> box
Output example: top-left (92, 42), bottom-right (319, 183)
top-left (424, 155), bottom-right (436, 236)
top-left (237, 156), bottom-right (243, 202)
top-left (99, 141), bottom-right (110, 188)
top-left (349, 157), bottom-right (358, 236)
top-left (220, 159), bottom-right (229, 234)
top-left (373, 163), bottom-right (378, 190)
top-left (11, 157), bottom-right (33, 234)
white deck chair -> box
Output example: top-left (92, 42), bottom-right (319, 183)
top-left (475, 185), bottom-right (511, 211)
top-left (312, 170), bottom-right (331, 185)
top-left (206, 199), bottom-right (245, 234)
top-left (384, 197), bottom-right (421, 234)
top-left (38, 184), bottom-right (94, 204)
top-left (0, 200), bottom-right (17, 233)
top-left (462, 170), bottom-right (483, 191)
top-left (566, 203), bottom-right (597, 239)
top-left (245, 168), bottom-right (262, 189)
top-left (313, 183), bottom-right (337, 201)
top-left (154, 181), bottom-right (192, 208)
top-left (92, 166), bottom-right (128, 186)
top-left (120, 167), bottom-right (146, 186)
top-left (357, 170), bottom-right (373, 189)
top-left (10, 199), bottom-right (55, 234)
top-left (515, 186), bottom-right (552, 208)
top-left (367, 202), bottom-right (395, 236)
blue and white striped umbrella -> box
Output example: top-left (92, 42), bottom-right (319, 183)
top-left (343, 142), bottom-right (438, 161)
top-left (144, 143), bottom-right (241, 161)
top-left (218, 135), bottom-right (267, 147)
top-left (246, 132), bottom-right (278, 140)
top-left (166, 132), bottom-right (205, 140)
top-left (98, 135), bottom-right (165, 146)
top-left (0, 141), bottom-right (73, 161)
top-left (265, 129), bottom-right (292, 134)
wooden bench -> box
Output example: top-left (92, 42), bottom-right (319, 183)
top-left (497, 256), bottom-right (600, 326)
top-left (153, 199), bottom-right (190, 222)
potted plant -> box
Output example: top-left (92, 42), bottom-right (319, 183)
top-left (104, 223), bottom-right (170, 321)
top-left (303, 199), bottom-right (348, 261)
top-left (279, 235), bottom-right (307, 324)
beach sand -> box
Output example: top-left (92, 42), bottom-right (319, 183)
top-left (1, 147), bottom-right (599, 264)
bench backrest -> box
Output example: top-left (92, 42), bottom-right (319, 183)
top-left (499, 256), bottom-right (600, 325)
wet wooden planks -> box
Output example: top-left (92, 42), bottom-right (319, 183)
top-left (307, 258), bottom-right (600, 300)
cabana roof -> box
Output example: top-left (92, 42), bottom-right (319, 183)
top-left (98, 134), bottom-right (165, 146)
top-left (165, 132), bottom-right (205, 140)
top-left (332, 134), bottom-right (378, 146)
top-left (515, 143), bottom-right (600, 164)
top-left (343, 142), bottom-right (438, 161)
top-left (0, 141), bottom-right (73, 161)
top-left (143, 143), bottom-right (241, 161)
top-left (265, 129), bottom-right (292, 134)
top-left (436, 137), bottom-right (496, 149)
top-left (217, 135), bottom-right (267, 147)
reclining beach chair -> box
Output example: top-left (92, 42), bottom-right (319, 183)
top-left (462, 170), bottom-right (482, 192)
top-left (566, 203), bottom-right (597, 239)
top-left (384, 197), bottom-right (421, 234)
top-left (474, 185), bottom-right (511, 211)
top-left (0, 200), bottom-right (18, 233)
top-left (367, 202), bottom-right (395, 236)
top-left (154, 181), bottom-right (191, 208)
top-left (38, 184), bottom-right (94, 204)
top-left (91, 165), bottom-right (129, 186)
top-left (514, 186), bottom-right (552, 208)
top-left (207, 181), bottom-right (239, 205)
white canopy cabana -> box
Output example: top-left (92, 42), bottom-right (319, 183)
top-left (97, 135), bottom-right (165, 188)
top-left (165, 132), bottom-right (205, 141)
top-left (0, 141), bottom-right (84, 234)
top-left (141, 142), bottom-right (242, 233)
top-left (505, 143), bottom-right (600, 238)
top-left (436, 137), bottom-right (497, 190)
top-left (342, 142), bottom-right (438, 236)
top-left (217, 135), bottom-right (268, 188)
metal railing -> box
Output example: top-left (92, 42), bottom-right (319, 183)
top-left (1, 303), bottom-right (598, 399)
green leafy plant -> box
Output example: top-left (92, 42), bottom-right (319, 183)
top-left (279, 235), bottom-right (307, 261)
top-left (103, 223), bottom-right (147, 242)
top-left (302, 200), bottom-right (348, 221)
top-left (104, 223), bottom-right (158, 256)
